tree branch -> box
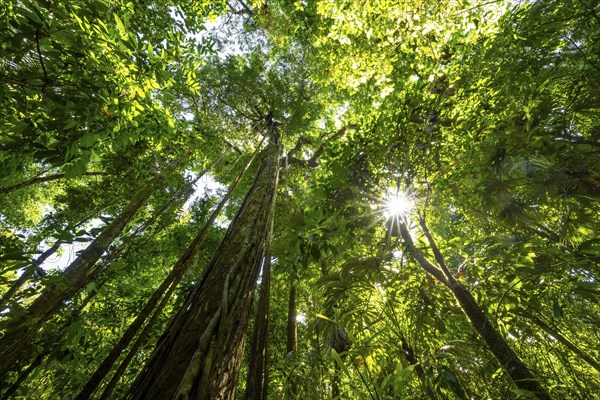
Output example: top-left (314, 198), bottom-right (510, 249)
top-left (0, 172), bottom-right (106, 195)
top-left (285, 125), bottom-right (356, 169)
top-left (418, 214), bottom-right (457, 285)
top-left (398, 222), bottom-right (450, 288)
top-left (35, 28), bottom-right (49, 93)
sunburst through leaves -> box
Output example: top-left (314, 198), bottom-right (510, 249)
top-left (382, 189), bottom-right (413, 220)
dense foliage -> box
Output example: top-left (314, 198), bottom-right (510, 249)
top-left (1, 0), bottom-right (599, 399)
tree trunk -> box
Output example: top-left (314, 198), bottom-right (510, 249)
top-left (99, 274), bottom-right (178, 400)
top-left (332, 362), bottom-right (340, 399)
top-left (398, 222), bottom-right (551, 400)
top-left (398, 332), bottom-right (440, 400)
top-left (381, 295), bottom-right (441, 399)
top-left (0, 350), bottom-right (47, 400)
top-left (126, 117), bottom-right (281, 400)
top-left (244, 242), bottom-right (273, 400)
top-left (452, 285), bottom-right (550, 399)
top-left (76, 152), bottom-right (254, 399)
top-left (0, 177), bottom-right (159, 377)
top-left (287, 268), bottom-right (298, 355)
top-left (286, 267), bottom-right (298, 399)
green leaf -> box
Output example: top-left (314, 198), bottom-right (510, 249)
top-left (578, 239), bottom-right (600, 256)
top-left (397, 364), bottom-right (416, 381)
top-left (114, 14), bottom-right (126, 36)
top-left (313, 313), bottom-right (334, 323)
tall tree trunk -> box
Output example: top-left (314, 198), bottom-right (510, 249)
top-left (398, 220), bottom-right (551, 400)
top-left (0, 350), bottom-right (47, 400)
top-left (332, 362), bottom-right (340, 399)
top-left (0, 171), bottom-right (105, 195)
top-left (398, 332), bottom-right (441, 399)
top-left (126, 117), bottom-right (281, 400)
top-left (381, 296), bottom-right (441, 399)
top-left (244, 237), bottom-right (273, 400)
top-left (0, 240), bottom-right (59, 310)
top-left (287, 267), bottom-right (298, 355)
top-left (286, 267), bottom-right (298, 399)
top-left (99, 273), bottom-right (179, 400)
top-left (0, 177), bottom-right (159, 377)
top-left (76, 152), bottom-right (254, 399)
top-left (0, 198), bottom-right (129, 312)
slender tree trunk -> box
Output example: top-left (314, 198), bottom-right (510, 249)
top-left (99, 274), bottom-right (179, 400)
top-left (0, 350), bottom-right (47, 400)
top-left (0, 172), bottom-right (105, 195)
top-left (0, 177), bottom-right (159, 377)
top-left (398, 221), bottom-right (551, 400)
top-left (332, 362), bottom-right (340, 399)
top-left (286, 267), bottom-right (298, 399)
top-left (0, 200), bottom-right (126, 311)
top-left (0, 240), bottom-right (60, 310)
top-left (287, 268), bottom-right (298, 355)
top-left (244, 241), bottom-right (273, 400)
top-left (76, 152), bottom-right (254, 399)
top-left (126, 117), bottom-right (281, 400)
top-left (397, 332), bottom-right (440, 400)
top-left (381, 297), bottom-right (441, 399)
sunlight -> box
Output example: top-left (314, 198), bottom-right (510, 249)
top-left (383, 189), bottom-right (412, 219)
top-left (296, 313), bottom-right (307, 324)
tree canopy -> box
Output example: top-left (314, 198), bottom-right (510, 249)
top-left (1, 0), bottom-right (599, 399)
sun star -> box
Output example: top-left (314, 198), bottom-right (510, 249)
top-left (383, 189), bottom-right (412, 219)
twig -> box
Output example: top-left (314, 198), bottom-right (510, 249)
top-left (35, 28), bottom-right (49, 92)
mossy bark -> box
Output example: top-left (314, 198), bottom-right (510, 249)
top-left (127, 117), bottom-right (281, 400)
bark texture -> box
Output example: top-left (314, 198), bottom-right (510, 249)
top-left (244, 241), bottom-right (273, 400)
top-left (286, 270), bottom-right (298, 355)
top-left (0, 178), bottom-right (157, 377)
top-left (285, 267), bottom-right (298, 399)
top-left (127, 117), bottom-right (281, 400)
top-left (77, 153), bottom-right (253, 399)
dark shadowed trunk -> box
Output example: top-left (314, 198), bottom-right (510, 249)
top-left (98, 281), bottom-right (175, 400)
top-left (126, 117), bottom-right (281, 400)
top-left (244, 241), bottom-right (273, 400)
top-left (286, 266), bottom-right (298, 399)
top-left (0, 350), bottom-right (47, 400)
top-left (332, 362), bottom-right (340, 399)
top-left (0, 176), bottom-right (159, 377)
top-left (382, 295), bottom-right (440, 399)
top-left (76, 152), bottom-right (255, 399)
top-left (287, 267), bottom-right (298, 355)
top-left (398, 332), bottom-right (440, 399)
top-left (398, 221), bottom-right (551, 400)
